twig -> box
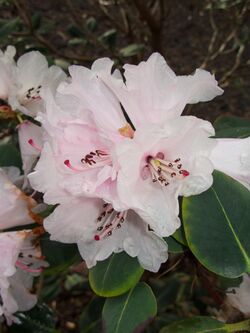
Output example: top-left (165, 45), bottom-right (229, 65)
top-left (13, 0), bottom-right (93, 63)
top-left (219, 43), bottom-right (245, 87)
top-left (133, 0), bottom-right (163, 53)
top-left (157, 255), bottom-right (184, 279)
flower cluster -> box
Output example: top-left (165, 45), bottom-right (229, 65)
top-left (0, 46), bottom-right (249, 324)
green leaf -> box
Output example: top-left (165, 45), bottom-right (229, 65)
top-left (89, 252), bottom-right (144, 297)
top-left (214, 115), bottom-right (250, 138)
top-left (165, 236), bottom-right (186, 253)
top-left (183, 171), bottom-right (250, 278)
top-left (85, 17), bottom-right (97, 32)
top-left (102, 282), bottom-right (157, 333)
top-left (159, 316), bottom-right (227, 333)
top-left (99, 29), bottom-right (117, 47)
top-left (120, 44), bottom-right (145, 57)
top-left (172, 225), bottom-right (188, 246)
top-left (79, 297), bottom-right (105, 333)
top-left (214, 115), bottom-right (250, 131)
top-left (0, 141), bottom-right (22, 169)
top-left (41, 233), bottom-right (81, 274)
top-left (215, 127), bottom-right (250, 138)
top-left (0, 17), bottom-right (20, 38)
top-left (10, 304), bottom-right (57, 333)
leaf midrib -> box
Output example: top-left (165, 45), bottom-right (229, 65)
top-left (113, 288), bottom-right (133, 333)
top-left (211, 186), bottom-right (250, 269)
top-left (100, 253), bottom-right (115, 293)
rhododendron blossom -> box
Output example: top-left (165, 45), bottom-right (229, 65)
top-left (0, 231), bottom-right (46, 325)
top-left (0, 46), bottom-right (66, 118)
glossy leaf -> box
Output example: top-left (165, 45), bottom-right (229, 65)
top-left (79, 297), bottom-right (105, 333)
top-left (102, 282), bottom-right (157, 333)
top-left (89, 252), bottom-right (144, 297)
top-left (172, 225), bottom-right (188, 246)
top-left (183, 171), bottom-right (250, 277)
top-left (159, 316), bottom-right (227, 333)
top-left (0, 141), bottom-right (22, 169)
top-left (165, 236), bottom-right (186, 253)
top-left (214, 115), bottom-right (250, 131)
top-left (214, 115), bottom-right (250, 138)
top-left (41, 233), bottom-right (81, 274)
top-left (10, 304), bottom-right (57, 333)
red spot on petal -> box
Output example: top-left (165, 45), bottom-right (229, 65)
top-left (94, 235), bottom-right (100, 241)
top-left (182, 170), bottom-right (189, 177)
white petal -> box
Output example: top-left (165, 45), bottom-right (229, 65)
top-left (210, 138), bottom-right (250, 189)
top-left (44, 198), bottom-right (101, 243)
top-left (18, 121), bottom-right (43, 177)
top-left (176, 68), bottom-right (223, 104)
top-left (227, 274), bottom-right (250, 316)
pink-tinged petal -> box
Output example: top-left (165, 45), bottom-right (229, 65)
top-left (18, 121), bottom-right (43, 176)
top-left (0, 230), bottom-right (45, 324)
top-left (0, 169), bottom-right (37, 229)
top-left (59, 64), bottom-right (126, 140)
top-left (210, 138), bottom-right (250, 189)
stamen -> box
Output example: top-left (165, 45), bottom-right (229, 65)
top-left (28, 139), bottom-right (42, 152)
top-left (94, 205), bottom-right (127, 241)
top-left (15, 260), bottom-right (43, 273)
top-left (65, 149), bottom-right (111, 173)
top-left (64, 160), bottom-right (84, 172)
top-left (143, 152), bottom-right (190, 186)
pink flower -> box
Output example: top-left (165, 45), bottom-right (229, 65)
top-left (0, 231), bottom-right (46, 325)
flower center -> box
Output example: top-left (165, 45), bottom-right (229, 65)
top-left (142, 152), bottom-right (189, 186)
top-left (24, 85), bottom-right (42, 102)
top-left (64, 149), bottom-right (112, 172)
top-left (16, 248), bottom-right (44, 274)
top-left (94, 203), bottom-right (127, 241)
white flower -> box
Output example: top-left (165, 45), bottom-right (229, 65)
top-left (0, 46), bottom-right (16, 102)
top-left (0, 46), bottom-right (66, 117)
top-left (0, 231), bottom-right (46, 325)
top-left (0, 168), bottom-right (37, 230)
top-left (99, 52), bottom-right (223, 127)
top-left (114, 116), bottom-right (216, 235)
top-left (44, 198), bottom-right (168, 272)
top-left (226, 274), bottom-right (250, 316)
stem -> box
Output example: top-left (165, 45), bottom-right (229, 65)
top-left (226, 319), bottom-right (250, 332)
top-left (16, 113), bottom-right (24, 124)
